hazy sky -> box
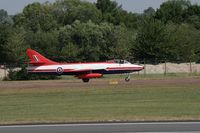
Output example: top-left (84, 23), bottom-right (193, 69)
top-left (0, 0), bottom-right (200, 15)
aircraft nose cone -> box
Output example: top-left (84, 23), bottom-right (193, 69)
top-left (139, 66), bottom-right (144, 70)
top-left (142, 66), bottom-right (145, 70)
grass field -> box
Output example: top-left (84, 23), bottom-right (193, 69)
top-left (0, 78), bottom-right (200, 124)
top-left (103, 72), bottom-right (200, 79)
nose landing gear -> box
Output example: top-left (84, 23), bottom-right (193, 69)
top-left (125, 74), bottom-right (130, 82)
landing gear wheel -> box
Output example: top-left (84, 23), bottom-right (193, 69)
top-left (125, 77), bottom-right (130, 82)
top-left (82, 78), bottom-right (90, 83)
top-left (125, 74), bottom-right (130, 82)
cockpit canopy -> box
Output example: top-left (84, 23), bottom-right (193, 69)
top-left (107, 59), bottom-right (131, 64)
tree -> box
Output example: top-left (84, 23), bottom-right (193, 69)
top-left (167, 23), bottom-right (200, 62)
top-left (0, 9), bottom-right (8, 22)
top-left (25, 30), bottom-right (59, 61)
top-left (184, 4), bottom-right (200, 29)
top-left (21, 2), bottom-right (57, 32)
top-left (6, 27), bottom-right (29, 64)
top-left (57, 25), bottom-right (79, 62)
top-left (109, 25), bottom-right (135, 59)
top-left (155, 0), bottom-right (191, 23)
top-left (69, 20), bottom-right (103, 61)
top-left (96, 0), bottom-right (122, 24)
top-left (56, 20), bottom-right (134, 62)
top-left (53, 0), bottom-right (102, 25)
top-left (0, 9), bottom-right (13, 63)
top-left (96, 0), bottom-right (139, 29)
top-left (144, 7), bottom-right (155, 16)
top-left (0, 25), bottom-right (10, 63)
top-left (132, 19), bottom-right (172, 61)
top-left (96, 0), bottom-right (120, 14)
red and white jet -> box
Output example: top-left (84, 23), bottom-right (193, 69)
top-left (26, 49), bottom-right (144, 82)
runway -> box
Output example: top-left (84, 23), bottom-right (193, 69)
top-left (0, 122), bottom-right (200, 133)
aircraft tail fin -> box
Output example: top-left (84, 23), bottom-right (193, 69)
top-left (26, 49), bottom-right (58, 66)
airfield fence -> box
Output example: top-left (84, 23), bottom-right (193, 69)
top-left (133, 60), bottom-right (200, 76)
top-left (1, 60), bottom-right (200, 80)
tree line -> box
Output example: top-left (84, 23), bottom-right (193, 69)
top-left (1, 0), bottom-right (200, 65)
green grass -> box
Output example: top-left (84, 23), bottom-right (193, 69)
top-left (60, 72), bottom-right (200, 80)
top-left (0, 81), bottom-right (200, 124)
top-left (103, 72), bottom-right (200, 79)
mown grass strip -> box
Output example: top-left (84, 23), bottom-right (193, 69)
top-left (0, 82), bottom-right (200, 124)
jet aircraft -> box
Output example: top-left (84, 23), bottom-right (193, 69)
top-left (26, 49), bottom-right (144, 82)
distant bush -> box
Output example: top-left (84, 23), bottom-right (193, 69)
top-left (5, 68), bottom-right (60, 81)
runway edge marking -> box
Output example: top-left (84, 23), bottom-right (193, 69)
top-left (1, 122), bottom-right (200, 128)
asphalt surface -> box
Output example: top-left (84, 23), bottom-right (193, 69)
top-left (0, 122), bottom-right (200, 133)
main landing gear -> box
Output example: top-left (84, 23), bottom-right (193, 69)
top-left (81, 74), bottom-right (131, 82)
top-left (125, 74), bottom-right (130, 82)
top-left (82, 78), bottom-right (90, 83)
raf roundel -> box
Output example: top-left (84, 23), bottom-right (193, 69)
top-left (56, 67), bottom-right (64, 74)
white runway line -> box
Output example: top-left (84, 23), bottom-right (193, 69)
top-left (0, 122), bottom-right (200, 128)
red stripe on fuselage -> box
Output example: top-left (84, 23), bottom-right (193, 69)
top-left (28, 69), bottom-right (92, 73)
top-left (31, 62), bottom-right (115, 66)
top-left (58, 62), bottom-right (115, 65)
